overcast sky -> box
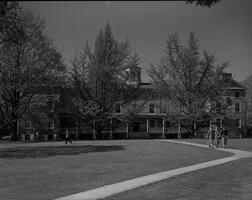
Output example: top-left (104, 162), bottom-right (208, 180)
top-left (21, 1), bottom-right (252, 82)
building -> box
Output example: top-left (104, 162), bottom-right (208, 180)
top-left (19, 69), bottom-right (246, 141)
top-left (212, 73), bottom-right (246, 138)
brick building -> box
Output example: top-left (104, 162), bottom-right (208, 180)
top-left (18, 68), bottom-right (246, 141)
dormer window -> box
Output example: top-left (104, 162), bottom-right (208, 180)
top-left (149, 104), bottom-right (154, 113)
top-left (115, 104), bottom-right (121, 113)
top-left (235, 91), bottom-right (240, 98)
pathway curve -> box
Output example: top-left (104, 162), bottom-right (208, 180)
top-left (54, 140), bottom-right (252, 200)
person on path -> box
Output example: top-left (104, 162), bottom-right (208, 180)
top-left (207, 126), bottom-right (215, 149)
top-left (215, 127), bottom-right (221, 148)
top-left (221, 127), bottom-right (228, 148)
top-left (65, 129), bottom-right (72, 144)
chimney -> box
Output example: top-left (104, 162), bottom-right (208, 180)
top-left (222, 73), bottom-right (232, 81)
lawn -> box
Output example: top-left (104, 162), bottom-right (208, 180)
top-left (0, 140), bottom-right (230, 200)
top-left (105, 139), bottom-right (252, 200)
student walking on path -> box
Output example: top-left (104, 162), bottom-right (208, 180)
top-left (215, 127), bottom-right (221, 148)
top-left (221, 127), bottom-right (228, 148)
top-left (65, 129), bottom-right (72, 144)
top-left (207, 126), bottom-right (215, 149)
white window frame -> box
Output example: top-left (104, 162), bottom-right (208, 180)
top-left (235, 102), bottom-right (241, 113)
top-left (235, 119), bottom-right (241, 128)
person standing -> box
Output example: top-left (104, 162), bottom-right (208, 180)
top-left (65, 129), bottom-right (72, 144)
top-left (221, 127), bottom-right (228, 148)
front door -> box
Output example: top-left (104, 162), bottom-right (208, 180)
top-left (133, 122), bottom-right (140, 132)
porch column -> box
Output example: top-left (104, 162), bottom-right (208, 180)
top-left (194, 122), bottom-right (197, 137)
top-left (126, 121), bottom-right (129, 139)
top-left (109, 118), bottom-right (113, 139)
top-left (76, 118), bottom-right (79, 140)
top-left (53, 133), bottom-right (57, 141)
top-left (162, 117), bottom-right (165, 139)
top-left (44, 134), bottom-right (48, 141)
top-left (178, 123), bottom-right (181, 139)
top-left (92, 120), bottom-right (96, 140)
top-left (146, 118), bottom-right (149, 133)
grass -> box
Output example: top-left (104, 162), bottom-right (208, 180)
top-left (105, 139), bottom-right (252, 200)
top-left (0, 145), bottom-right (125, 159)
top-left (105, 158), bottom-right (252, 200)
top-left (0, 140), bottom-right (230, 200)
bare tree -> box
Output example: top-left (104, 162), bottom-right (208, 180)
top-left (148, 32), bottom-right (229, 136)
top-left (71, 23), bottom-right (141, 135)
top-left (186, 0), bottom-right (220, 7)
top-left (0, 1), bottom-right (20, 45)
top-left (0, 8), bottom-right (66, 140)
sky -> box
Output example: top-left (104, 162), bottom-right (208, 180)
top-left (21, 1), bottom-right (252, 82)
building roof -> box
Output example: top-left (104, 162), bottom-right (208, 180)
top-left (139, 82), bottom-right (154, 89)
top-left (227, 79), bottom-right (246, 90)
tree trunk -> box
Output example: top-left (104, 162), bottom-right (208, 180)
top-left (11, 119), bottom-right (19, 141)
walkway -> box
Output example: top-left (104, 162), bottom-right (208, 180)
top-left (54, 140), bottom-right (252, 200)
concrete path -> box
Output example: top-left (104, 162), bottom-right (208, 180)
top-left (54, 140), bottom-right (252, 200)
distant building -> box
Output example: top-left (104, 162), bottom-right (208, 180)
top-left (212, 73), bottom-right (246, 138)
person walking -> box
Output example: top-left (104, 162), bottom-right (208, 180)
top-left (207, 126), bottom-right (215, 149)
top-left (65, 129), bottom-right (72, 144)
top-left (215, 127), bottom-right (221, 148)
top-left (221, 127), bottom-right (228, 148)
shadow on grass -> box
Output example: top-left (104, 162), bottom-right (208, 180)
top-left (0, 145), bottom-right (126, 159)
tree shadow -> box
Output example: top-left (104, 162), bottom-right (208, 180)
top-left (0, 145), bottom-right (126, 159)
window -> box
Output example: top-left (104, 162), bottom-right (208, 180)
top-left (115, 104), bottom-right (120, 113)
top-left (235, 103), bottom-right (241, 112)
top-left (131, 71), bottom-right (136, 80)
top-left (235, 119), bottom-right (241, 128)
top-left (150, 91), bottom-right (155, 99)
top-left (47, 101), bottom-right (53, 111)
top-left (25, 121), bottom-right (32, 129)
top-left (165, 121), bottom-right (170, 127)
top-left (150, 120), bottom-right (155, 128)
top-left (157, 119), bottom-right (163, 127)
top-left (149, 104), bottom-right (154, 113)
top-left (226, 97), bottom-right (232, 105)
top-left (48, 118), bottom-right (54, 129)
top-left (235, 91), bottom-right (240, 98)
top-left (216, 102), bottom-right (221, 112)
top-left (216, 118), bottom-right (222, 128)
